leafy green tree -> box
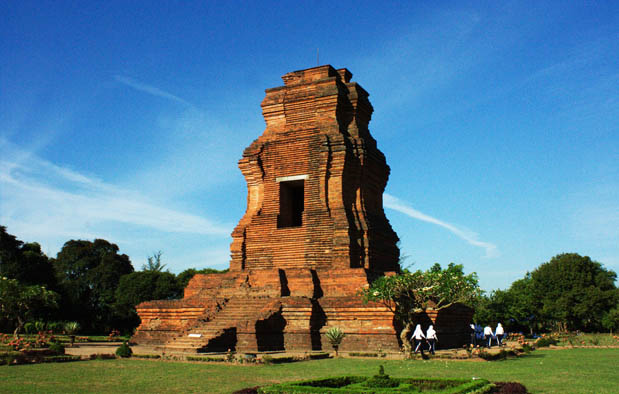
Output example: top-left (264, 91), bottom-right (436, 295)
top-left (0, 277), bottom-right (58, 336)
top-left (474, 274), bottom-right (539, 334)
top-left (361, 263), bottom-right (481, 352)
top-left (21, 243), bottom-right (57, 289)
top-left (0, 227), bottom-right (56, 288)
top-left (113, 270), bottom-right (182, 332)
top-left (474, 290), bottom-right (509, 326)
top-left (601, 305), bottom-right (619, 334)
top-left (176, 267), bottom-right (229, 289)
top-left (0, 226), bottom-right (23, 277)
top-left (141, 251), bottom-right (166, 272)
top-left (530, 253), bottom-right (617, 332)
top-left (116, 271), bottom-right (182, 307)
top-left (53, 239), bottom-right (133, 332)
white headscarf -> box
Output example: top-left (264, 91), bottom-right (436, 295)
top-left (426, 325), bottom-right (437, 339)
top-left (411, 324), bottom-right (425, 339)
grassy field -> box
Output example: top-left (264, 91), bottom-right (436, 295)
top-left (0, 348), bottom-right (617, 393)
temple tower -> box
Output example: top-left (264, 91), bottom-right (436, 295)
top-left (133, 66), bottom-right (407, 353)
top-left (230, 65), bottom-right (399, 274)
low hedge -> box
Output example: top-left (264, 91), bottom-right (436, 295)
top-left (42, 355), bottom-right (81, 363)
top-left (132, 354), bottom-right (161, 359)
top-left (0, 352), bottom-right (80, 365)
top-left (308, 352), bottom-right (330, 360)
top-left (259, 376), bottom-right (493, 394)
top-left (348, 352), bottom-right (384, 358)
top-left (535, 337), bottom-right (558, 347)
top-left (186, 356), bottom-right (226, 362)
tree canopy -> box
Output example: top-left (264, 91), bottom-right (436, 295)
top-left (530, 253), bottom-right (617, 332)
top-left (475, 253), bottom-right (618, 333)
top-left (176, 267), bottom-right (229, 289)
top-left (0, 226), bottom-right (229, 335)
top-left (362, 263), bottom-right (481, 320)
top-left (0, 226), bottom-right (56, 288)
top-left (361, 263), bottom-right (481, 351)
top-left (0, 277), bottom-right (59, 336)
top-left (53, 239), bottom-right (134, 332)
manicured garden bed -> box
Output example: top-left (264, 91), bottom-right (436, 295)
top-left (259, 374), bottom-right (494, 393)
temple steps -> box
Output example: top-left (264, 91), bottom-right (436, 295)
top-left (158, 297), bottom-right (281, 353)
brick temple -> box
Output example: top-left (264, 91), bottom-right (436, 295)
top-left (133, 65), bottom-right (470, 353)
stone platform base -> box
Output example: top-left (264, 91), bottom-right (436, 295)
top-left (133, 268), bottom-right (471, 354)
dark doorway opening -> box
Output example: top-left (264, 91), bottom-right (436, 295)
top-left (203, 327), bottom-right (237, 352)
top-left (256, 313), bottom-right (286, 351)
top-left (277, 180), bottom-right (304, 228)
top-left (279, 269), bottom-right (290, 297)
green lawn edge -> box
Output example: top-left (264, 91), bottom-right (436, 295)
top-left (0, 348), bottom-right (617, 393)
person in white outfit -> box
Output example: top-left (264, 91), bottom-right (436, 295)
top-left (426, 325), bottom-right (438, 355)
top-left (469, 323), bottom-right (476, 346)
top-left (495, 323), bottom-right (505, 346)
top-left (483, 325), bottom-right (494, 348)
top-left (411, 324), bottom-right (426, 354)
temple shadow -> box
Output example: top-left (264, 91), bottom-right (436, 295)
top-left (310, 300), bottom-right (327, 350)
top-left (203, 327), bottom-right (237, 353)
top-left (256, 312), bottom-right (286, 351)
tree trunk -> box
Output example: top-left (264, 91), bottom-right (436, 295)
top-left (400, 322), bottom-right (413, 354)
top-left (13, 316), bottom-right (24, 338)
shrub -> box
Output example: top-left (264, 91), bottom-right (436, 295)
top-left (308, 352), bottom-right (330, 360)
top-left (186, 355), bottom-right (224, 362)
top-left (364, 365), bottom-right (399, 388)
top-left (493, 382), bottom-right (528, 393)
top-left (43, 355), bottom-right (80, 363)
top-left (23, 322), bottom-right (36, 334)
top-left (521, 343), bottom-right (534, 353)
top-left (325, 327), bottom-right (346, 355)
top-left (261, 355), bottom-right (297, 364)
top-left (296, 376), bottom-right (363, 388)
top-left (478, 349), bottom-right (511, 361)
top-left (115, 341), bottom-right (132, 358)
top-left (232, 387), bottom-right (259, 394)
top-left (64, 321), bottom-right (80, 335)
top-left (89, 354), bottom-right (116, 360)
top-left (34, 321), bottom-right (47, 332)
top-left (47, 321), bottom-right (64, 333)
top-left (132, 354), bottom-right (161, 359)
top-left (0, 351), bottom-right (22, 365)
top-left (48, 341), bottom-right (65, 355)
top-left (535, 337), bottom-right (557, 347)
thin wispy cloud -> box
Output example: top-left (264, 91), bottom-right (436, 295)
top-left (384, 193), bottom-right (499, 258)
top-left (114, 75), bottom-right (192, 107)
top-left (0, 140), bottom-right (230, 256)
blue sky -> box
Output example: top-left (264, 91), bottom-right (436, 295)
top-left (1, 1), bottom-right (617, 290)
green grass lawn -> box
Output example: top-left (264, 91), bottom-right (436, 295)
top-left (0, 348), bottom-right (617, 393)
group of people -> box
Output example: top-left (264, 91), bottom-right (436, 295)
top-left (409, 322), bottom-right (506, 355)
top-left (410, 324), bottom-right (438, 355)
top-left (470, 322), bottom-right (505, 348)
